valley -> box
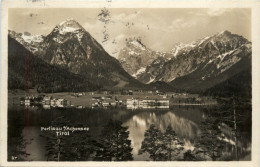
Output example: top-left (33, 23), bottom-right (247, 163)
top-left (7, 8), bottom-right (252, 162)
top-left (8, 21), bottom-right (252, 98)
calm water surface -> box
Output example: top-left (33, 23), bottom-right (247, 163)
top-left (8, 105), bottom-right (251, 161)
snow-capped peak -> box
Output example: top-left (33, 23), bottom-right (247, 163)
top-left (170, 41), bottom-right (197, 57)
top-left (54, 18), bottom-right (84, 35)
top-left (58, 18), bottom-right (76, 26)
top-left (170, 30), bottom-right (242, 58)
top-left (21, 33), bottom-right (44, 43)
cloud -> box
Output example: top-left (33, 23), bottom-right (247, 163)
top-left (111, 11), bottom-right (141, 23)
top-left (188, 9), bottom-right (229, 17)
top-left (207, 8), bottom-right (229, 16)
top-left (188, 11), bottom-right (206, 16)
top-left (172, 18), bottom-right (183, 24)
top-left (167, 18), bottom-right (196, 31)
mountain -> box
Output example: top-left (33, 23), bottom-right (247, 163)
top-left (8, 30), bottom-right (45, 54)
top-left (27, 19), bottom-right (142, 89)
top-left (148, 81), bottom-right (178, 92)
top-left (170, 45), bottom-right (251, 92)
top-left (170, 41), bottom-right (200, 58)
top-left (118, 37), bottom-right (172, 78)
top-left (9, 22), bottom-right (251, 95)
top-left (135, 36), bottom-right (216, 84)
top-left (169, 31), bottom-right (251, 92)
top-left (136, 56), bottom-right (168, 84)
top-left (203, 66), bottom-right (251, 98)
top-left (8, 36), bottom-right (99, 93)
top-left (137, 31), bottom-right (251, 92)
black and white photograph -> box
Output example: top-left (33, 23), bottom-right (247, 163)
top-left (1, 0), bottom-right (260, 166)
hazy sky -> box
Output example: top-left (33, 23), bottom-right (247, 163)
top-left (9, 8), bottom-right (251, 57)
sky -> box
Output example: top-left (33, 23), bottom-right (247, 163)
top-left (9, 8), bottom-right (251, 57)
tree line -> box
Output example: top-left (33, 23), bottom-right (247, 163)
top-left (42, 117), bottom-right (133, 161)
top-left (10, 111), bottom-right (246, 161)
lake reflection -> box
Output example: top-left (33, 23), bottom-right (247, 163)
top-left (8, 105), bottom-right (251, 161)
top-left (123, 110), bottom-right (202, 160)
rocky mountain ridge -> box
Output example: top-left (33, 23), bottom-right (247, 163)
top-left (136, 31), bottom-right (251, 86)
top-left (8, 30), bottom-right (45, 54)
top-left (9, 19), bottom-right (143, 90)
top-left (8, 21), bottom-right (251, 94)
top-left (118, 37), bottom-right (172, 77)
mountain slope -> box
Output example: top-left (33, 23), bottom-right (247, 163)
top-left (204, 67), bottom-right (251, 98)
top-left (34, 19), bottom-right (142, 88)
top-left (8, 30), bottom-right (44, 54)
top-left (138, 31), bottom-right (251, 85)
top-left (171, 53), bottom-right (251, 92)
top-left (8, 36), bottom-right (99, 93)
top-left (170, 41), bottom-right (251, 92)
top-left (136, 56), bottom-right (168, 84)
top-left (148, 81), bottom-right (178, 92)
top-left (118, 37), bottom-right (172, 78)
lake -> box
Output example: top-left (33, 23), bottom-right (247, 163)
top-left (8, 104), bottom-right (251, 161)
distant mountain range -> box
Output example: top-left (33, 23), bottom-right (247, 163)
top-left (135, 31), bottom-right (251, 83)
top-left (9, 19), bottom-right (143, 92)
top-left (117, 31), bottom-right (251, 97)
top-left (8, 19), bottom-right (252, 97)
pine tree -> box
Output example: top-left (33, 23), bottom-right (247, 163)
top-left (42, 117), bottom-right (94, 161)
top-left (138, 125), bottom-right (165, 161)
top-left (8, 110), bottom-right (29, 161)
top-left (68, 124), bottom-right (96, 161)
top-left (194, 115), bottom-right (225, 161)
top-left (161, 125), bottom-right (184, 160)
top-left (214, 96), bottom-right (248, 160)
top-left (94, 120), bottom-right (133, 161)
